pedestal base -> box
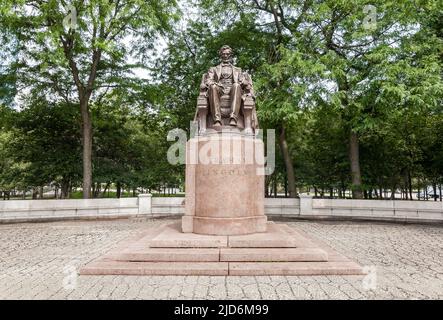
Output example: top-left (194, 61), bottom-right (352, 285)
top-left (80, 221), bottom-right (366, 276)
top-left (191, 215), bottom-right (268, 235)
top-left (184, 134), bottom-right (267, 235)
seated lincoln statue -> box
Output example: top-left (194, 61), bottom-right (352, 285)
top-left (194, 45), bottom-right (259, 134)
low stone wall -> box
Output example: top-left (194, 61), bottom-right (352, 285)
top-left (152, 197), bottom-right (185, 216)
top-left (264, 198), bottom-right (300, 216)
top-left (0, 194), bottom-right (441, 224)
top-left (150, 197), bottom-right (300, 217)
top-left (305, 197), bottom-right (443, 223)
top-left (0, 197), bottom-right (146, 223)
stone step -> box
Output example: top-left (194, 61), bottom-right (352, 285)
top-left (111, 247), bottom-right (328, 262)
top-left (227, 223), bottom-right (298, 248)
top-left (147, 222), bottom-right (316, 249)
top-left (79, 260), bottom-right (365, 276)
top-left (79, 222), bottom-right (365, 276)
top-left (229, 261), bottom-right (366, 276)
top-left (80, 261), bottom-right (229, 276)
top-left (220, 248), bottom-right (328, 262)
top-left (149, 223), bottom-right (228, 248)
top-left (113, 248), bottom-right (220, 262)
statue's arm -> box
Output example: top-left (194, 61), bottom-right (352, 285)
top-left (204, 67), bottom-right (216, 87)
top-left (242, 72), bottom-right (255, 98)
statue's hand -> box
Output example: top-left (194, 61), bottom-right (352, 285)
top-left (241, 79), bottom-right (250, 88)
top-left (206, 80), bottom-right (219, 88)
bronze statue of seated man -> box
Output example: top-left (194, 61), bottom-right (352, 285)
top-left (205, 45), bottom-right (245, 128)
top-left (196, 45), bottom-right (258, 134)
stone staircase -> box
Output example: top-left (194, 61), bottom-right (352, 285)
top-left (80, 222), bottom-right (365, 276)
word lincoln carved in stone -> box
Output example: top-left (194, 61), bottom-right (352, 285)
top-left (200, 168), bottom-right (252, 176)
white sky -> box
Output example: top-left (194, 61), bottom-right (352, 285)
top-left (9, 0), bottom-right (199, 107)
top-left (130, 0), bottom-right (199, 80)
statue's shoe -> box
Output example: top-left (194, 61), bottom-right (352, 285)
top-left (213, 121), bottom-right (222, 130)
top-left (229, 118), bottom-right (237, 126)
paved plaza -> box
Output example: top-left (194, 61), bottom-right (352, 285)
top-left (0, 217), bottom-right (442, 299)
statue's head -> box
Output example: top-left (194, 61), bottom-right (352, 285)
top-left (219, 45), bottom-right (233, 64)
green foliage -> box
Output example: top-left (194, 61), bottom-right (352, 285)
top-left (0, 0), bottom-right (442, 199)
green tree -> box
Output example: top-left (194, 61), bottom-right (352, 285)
top-left (0, 0), bottom-right (180, 198)
top-left (195, 0), bottom-right (443, 198)
top-left (16, 98), bottom-right (81, 197)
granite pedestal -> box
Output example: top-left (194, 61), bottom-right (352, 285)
top-left (80, 131), bottom-right (365, 276)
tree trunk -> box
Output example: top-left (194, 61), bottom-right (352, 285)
top-left (340, 180), bottom-right (345, 198)
top-left (92, 182), bottom-right (96, 197)
top-left (265, 176), bottom-right (270, 197)
top-left (408, 170), bottom-right (413, 200)
top-left (61, 180), bottom-right (69, 199)
top-left (349, 131), bottom-right (363, 199)
top-left (116, 182), bottom-right (121, 198)
top-left (278, 126), bottom-right (297, 197)
top-left (93, 183), bottom-right (101, 198)
top-left (273, 178), bottom-right (277, 198)
top-left (81, 99), bottom-right (93, 199)
top-left (102, 182), bottom-right (110, 198)
top-left (390, 184), bottom-right (396, 200)
top-left (284, 177), bottom-right (288, 197)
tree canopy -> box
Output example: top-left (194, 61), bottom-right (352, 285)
top-left (0, 0), bottom-right (442, 200)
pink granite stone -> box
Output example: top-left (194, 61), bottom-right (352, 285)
top-left (183, 135), bottom-right (267, 235)
top-left (149, 223), bottom-right (227, 248)
top-left (228, 261), bottom-right (366, 276)
top-left (102, 223), bottom-right (170, 260)
top-left (194, 164), bottom-right (264, 218)
top-left (228, 223), bottom-right (298, 248)
top-left (79, 221), bottom-right (366, 276)
top-left (193, 215), bottom-right (267, 235)
top-left (220, 248), bottom-right (328, 262)
top-left (80, 261), bottom-right (229, 276)
top-left (181, 215), bottom-right (194, 233)
top-left (114, 248), bottom-right (220, 262)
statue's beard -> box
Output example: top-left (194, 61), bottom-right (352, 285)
top-left (221, 57), bottom-right (231, 64)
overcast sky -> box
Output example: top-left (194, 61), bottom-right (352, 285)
top-left (130, 0), bottom-right (199, 80)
